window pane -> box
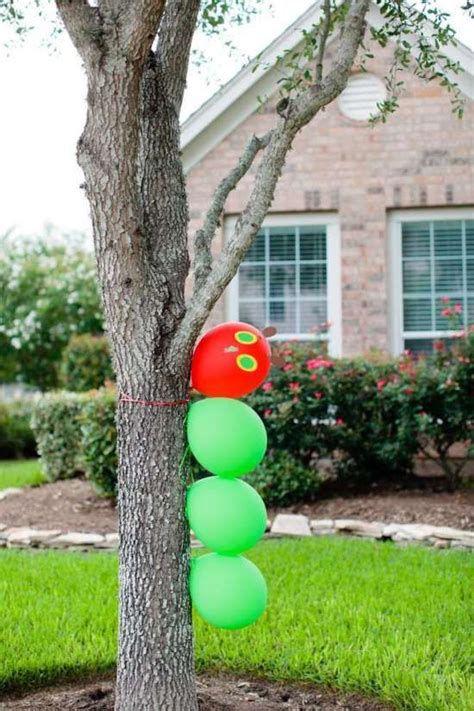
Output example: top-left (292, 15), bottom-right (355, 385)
top-left (239, 265), bottom-right (265, 299)
top-left (269, 265), bottom-right (296, 297)
top-left (434, 221), bottom-right (462, 257)
top-left (269, 227), bottom-right (296, 262)
top-left (300, 300), bottom-right (327, 333)
top-left (269, 300), bottom-right (296, 333)
top-left (404, 338), bottom-right (434, 354)
top-left (435, 296), bottom-right (463, 330)
top-left (468, 297), bottom-right (474, 323)
top-left (467, 258), bottom-right (474, 291)
top-left (434, 259), bottom-right (464, 292)
top-left (237, 223), bottom-right (329, 336)
top-left (402, 222), bottom-right (430, 257)
top-left (239, 301), bottom-right (266, 330)
top-left (402, 259), bottom-right (431, 293)
top-left (403, 298), bottom-right (432, 331)
top-left (300, 264), bottom-right (327, 296)
top-left (300, 227), bottom-right (326, 261)
top-left (466, 220), bottom-right (474, 256)
top-left (243, 231), bottom-right (265, 263)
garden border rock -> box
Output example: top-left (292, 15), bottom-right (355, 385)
top-left (0, 515), bottom-right (472, 551)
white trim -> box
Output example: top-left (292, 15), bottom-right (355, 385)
top-left (225, 212), bottom-right (342, 356)
top-left (388, 207), bottom-right (474, 354)
top-left (181, 1), bottom-right (474, 172)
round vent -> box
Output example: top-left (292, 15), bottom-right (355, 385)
top-left (338, 73), bottom-right (386, 121)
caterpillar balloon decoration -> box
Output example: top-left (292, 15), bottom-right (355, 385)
top-left (186, 321), bottom-right (272, 629)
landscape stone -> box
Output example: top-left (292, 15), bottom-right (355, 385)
top-left (334, 519), bottom-right (385, 538)
top-left (310, 519), bottom-right (335, 535)
top-left (6, 527), bottom-right (38, 546)
top-left (29, 529), bottom-right (62, 546)
top-left (49, 532), bottom-right (105, 547)
top-left (271, 514), bottom-right (311, 536)
top-left (0, 487), bottom-right (23, 501)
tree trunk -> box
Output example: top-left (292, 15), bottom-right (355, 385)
top-left (116, 376), bottom-right (196, 710)
top-left (76, 49), bottom-right (198, 710)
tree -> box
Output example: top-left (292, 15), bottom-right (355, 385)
top-left (3, 0), bottom-right (467, 707)
top-left (0, 233), bottom-right (103, 389)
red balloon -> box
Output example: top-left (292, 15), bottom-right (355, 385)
top-left (191, 322), bottom-right (271, 398)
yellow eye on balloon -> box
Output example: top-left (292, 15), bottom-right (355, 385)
top-left (236, 354), bottom-right (258, 372)
top-left (235, 330), bottom-right (258, 345)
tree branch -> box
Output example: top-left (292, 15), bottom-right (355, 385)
top-left (316, 0), bottom-right (332, 82)
top-left (173, 0), bottom-right (370, 355)
top-left (192, 130), bottom-right (273, 293)
top-left (55, 1), bottom-right (103, 60)
top-left (155, 0), bottom-right (201, 114)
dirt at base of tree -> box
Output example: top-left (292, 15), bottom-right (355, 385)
top-left (0, 674), bottom-right (394, 710)
top-left (1, 476), bottom-right (473, 535)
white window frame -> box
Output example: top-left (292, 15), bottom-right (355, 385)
top-left (388, 207), bottom-right (474, 354)
top-left (225, 212), bottom-right (342, 357)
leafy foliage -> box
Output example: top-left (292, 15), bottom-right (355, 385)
top-left (0, 401), bottom-right (37, 459)
top-left (60, 335), bottom-right (114, 393)
top-left (0, 234), bottom-right (104, 390)
top-left (80, 389), bottom-right (118, 498)
top-left (31, 392), bottom-right (87, 481)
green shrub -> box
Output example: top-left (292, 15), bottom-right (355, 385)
top-left (31, 393), bottom-right (87, 481)
top-left (80, 390), bottom-right (117, 498)
top-left (0, 401), bottom-right (37, 459)
top-left (244, 450), bottom-right (322, 506)
top-left (61, 334), bottom-right (115, 392)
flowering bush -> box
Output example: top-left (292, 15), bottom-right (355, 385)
top-left (0, 234), bottom-right (104, 390)
top-left (246, 334), bottom-right (473, 489)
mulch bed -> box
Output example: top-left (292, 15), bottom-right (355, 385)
top-left (0, 674), bottom-right (394, 710)
top-left (1, 476), bottom-right (473, 534)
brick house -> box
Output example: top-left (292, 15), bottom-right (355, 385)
top-left (182, 1), bottom-right (474, 357)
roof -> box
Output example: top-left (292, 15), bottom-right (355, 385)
top-left (181, 0), bottom-right (474, 173)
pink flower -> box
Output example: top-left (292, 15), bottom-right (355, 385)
top-left (335, 418), bottom-right (344, 426)
top-left (292, 395), bottom-right (300, 403)
top-left (454, 303), bottom-right (462, 314)
top-left (282, 349), bottom-right (293, 356)
top-left (289, 382), bottom-right (300, 391)
top-left (263, 408), bottom-right (272, 418)
top-left (441, 296), bottom-right (450, 304)
top-left (434, 340), bottom-right (444, 352)
top-left (283, 363), bottom-right (293, 372)
top-left (314, 391), bottom-right (323, 399)
top-left (262, 381), bottom-right (273, 392)
top-left (310, 374), bottom-right (318, 381)
top-left (441, 307), bottom-right (452, 317)
top-left (307, 358), bottom-right (333, 370)
top-left (377, 379), bottom-right (387, 392)
top-left (404, 387), bottom-right (414, 395)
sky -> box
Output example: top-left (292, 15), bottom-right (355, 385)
top-left (0, 0), bottom-right (471, 238)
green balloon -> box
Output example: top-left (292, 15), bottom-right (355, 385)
top-left (190, 553), bottom-right (267, 630)
top-left (187, 398), bottom-right (267, 477)
top-left (187, 476), bottom-right (267, 555)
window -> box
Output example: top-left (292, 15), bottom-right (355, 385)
top-left (389, 210), bottom-right (474, 354)
top-left (226, 214), bottom-right (341, 355)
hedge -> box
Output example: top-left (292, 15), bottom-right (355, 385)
top-left (60, 334), bottom-right (115, 393)
top-left (31, 393), bottom-right (87, 481)
top-left (31, 331), bottom-right (473, 501)
top-left (0, 401), bottom-right (37, 459)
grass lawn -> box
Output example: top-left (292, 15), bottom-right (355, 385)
top-left (0, 459), bottom-right (45, 490)
top-left (0, 538), bottom-right (472, 710)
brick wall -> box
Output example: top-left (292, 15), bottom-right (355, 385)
top-left (185, 43), bottom-right (474, 355)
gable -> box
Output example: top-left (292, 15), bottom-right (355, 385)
top-left (181, 0), bottom-right (474, 173)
